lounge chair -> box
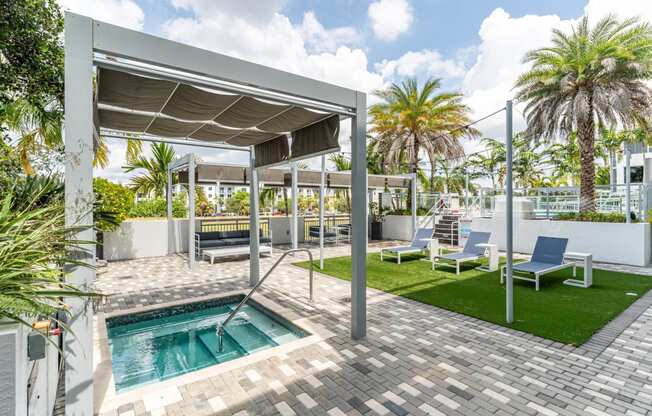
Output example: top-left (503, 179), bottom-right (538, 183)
top-left (433, 231), bottom-right (491, 275)
top-left (380, 228), bottom-right (434, 264)
top-left (500, 236), bottom-right (574, 291)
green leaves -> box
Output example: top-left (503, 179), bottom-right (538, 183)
top-left (124, 142), bottom-right (176, 198)
top-left (0, 177), bottom-right (99, 329)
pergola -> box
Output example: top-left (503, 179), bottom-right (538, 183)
top-left (64, 12), bottom-right (368, 414)
top-left (171, 161), bottom-right (416, 270)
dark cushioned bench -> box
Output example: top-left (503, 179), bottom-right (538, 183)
top-left (195, 229), bottom-right (271, 251)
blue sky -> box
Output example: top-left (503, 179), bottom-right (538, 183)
top-left (57, 0), bottom-right (651, 182)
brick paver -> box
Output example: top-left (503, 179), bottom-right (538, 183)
top-left (83, 243), bottom-right (652, 416)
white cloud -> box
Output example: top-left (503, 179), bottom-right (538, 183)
top-left (368, 0), bottom-right (413, 41)
top-left (375, 49), bottom-right (466, 80)
top-left (57, 0), bottom-right (144, 30)
top-left (161, 6), bottom-right (383, 93)
top-left (460, 8), bottom-right (574, 138)
top-left (584, 0), bottom-right (652, 25)
top-left (299, 12), bottom-right (360, 53)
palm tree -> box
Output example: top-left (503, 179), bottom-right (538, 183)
top-left (1, 98), bottom-right (143, 174)
top-left (369, 78), bottom-right (476, 179)
top-left (515, 15), bottom-right (652, 212)
top-left (329, 153), bottom-right (352, 213)
top-left (467, 138), bottom-right (506, 190)
top-left (124, 142), bottom-right (176, 198)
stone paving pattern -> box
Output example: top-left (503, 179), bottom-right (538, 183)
top-left (87, 243), bottom-right (652, 416)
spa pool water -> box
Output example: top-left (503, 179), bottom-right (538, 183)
top-left (107, 298), bottom-right (306, 392)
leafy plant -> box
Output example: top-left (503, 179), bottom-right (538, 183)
top-left (93, 178), bottom-right (134, 231)
top-left (0, 176), bottom-right (100, 333)
top-left (555, 212), bottom-right (628, 223)
top-left (225, 190), bottom-right (250, 215)
top-left (128, 195), bottom-right (187, 218)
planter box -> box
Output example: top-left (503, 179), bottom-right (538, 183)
top-left (472, 217), bottom-right (651, 266)
top-left (370, 222), bottom-right (383, 240)
top-left (383, 215), bottom-right (433, 241)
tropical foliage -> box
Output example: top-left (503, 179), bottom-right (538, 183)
top-left (124, 142), bottom-right (176, 198)
top-left (515, 15), bottom-right (652, 211)
top-left (369, 78), bottom-right (475, 178)
top-left (93, 178), bottom-right (134, 231)
top-left (0, 176), bottom-right (99, 331)
top-left (128, 195), bottom-right (187, 218)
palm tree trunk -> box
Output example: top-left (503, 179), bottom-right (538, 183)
top-left (409, 135), bottom-right (419, 209)
top-left (609, 149), bottom-right (617, 193)
top-left (283, 188), bottom-right (289, 217)
top-left (578, 93), bottom-right (596, 212)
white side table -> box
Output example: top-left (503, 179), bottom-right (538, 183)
top-left (563, 251), bottom-right (592, 288)
top-left (419, 238), bottom-right (441, 266)
top-left (475, 243), bottom-right (498, 272)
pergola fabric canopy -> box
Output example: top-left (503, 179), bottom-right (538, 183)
top-left (177, 163), bottom-right (410, 189)
top-left (95, 68), bottom-right (338, 151)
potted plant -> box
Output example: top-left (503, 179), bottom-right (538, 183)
top-left (369, 201), bottom-right (385, 240)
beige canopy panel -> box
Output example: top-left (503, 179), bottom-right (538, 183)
top-left (95, 68), bottom-right (340, 158)
top-left (177, 163), bottom-right (410, 189)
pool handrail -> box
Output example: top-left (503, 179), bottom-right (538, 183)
top-left (217, 248), bottom-right (314, 351)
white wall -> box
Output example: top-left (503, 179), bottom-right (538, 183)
top-left (383, 216), bottom-right (431, 241)
top-left (103, 219), bottom-right (190, 261)
top-left (103, 217), bottom-right (308, 261)
top-left (472, 217), bottom-right (651, 266)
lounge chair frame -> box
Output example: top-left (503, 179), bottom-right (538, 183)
top-left (500, 262), bottom-right (576, 291)
top-left (433, 231), bottom-right (491, 275)
top-left (380, 228), bottom-right (433, 264)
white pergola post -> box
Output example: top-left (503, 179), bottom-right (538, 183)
top-left (291, 162), bottom-right (298, 251)
top-left (351, 91), bottom-right (367, 339)
top-left (167, 169), bottom-right (173, 254)
top-left (188, 154), bottom-right (196, 269)
top-left (64, 13), bottom-right (95, 415)
top-left (249, 148), bottom-right (260, 286)
top-left (319, 155), bottom-right (325, 269)
top-left (215, 180), bottom-right (221, 213)
top-left (411, 173), bottom-right (417, 236)
top-left (505, 100), bottom-right (514, 324)
top-left (625, 143), bottom-right (631, 223)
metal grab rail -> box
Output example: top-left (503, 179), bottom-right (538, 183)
top-left (217, 248), bottom-right (314, 352)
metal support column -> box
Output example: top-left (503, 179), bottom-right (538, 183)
top-left (64, 13), bottom-right (95, 415)
top-left (291, 162), bottom-right (298, 251)
top-left (167, 169), bottom-right (173, 254)
top-left (505, 100), bottom-right (514, 324)
top-left (465, 173), bottom-right (469, 217)
top-left (249, 148), bottom-right (260, 286)
top-left (188, 154), bottom-right (196, 269)
top-left (626, 143), bottom-right (631, 223)
top-left (351, 91), bottom-right (367, 339)
top-left (319, 155), bottom-right (325, 269)
top-left (411, 173), bottom-right (417, 236)
top-left (215, 180), bottom-right (221, 213)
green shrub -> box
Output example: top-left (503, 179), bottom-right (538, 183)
top-left (225, 190), bottom-right (250, 215)
top-left (129, 195), bottom-right (186, 218)
top-left (385, 207), bottom-right (430, 216)
top-left (555, 212), bottom-right (628, 223)
top-left (93, 178), bottom-right (134, 231)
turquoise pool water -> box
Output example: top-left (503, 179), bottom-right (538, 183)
top-left (107, 298), bottom-right (306, 392)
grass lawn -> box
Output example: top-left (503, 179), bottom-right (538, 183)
top-left (295, 252), bottom-right (652, 345)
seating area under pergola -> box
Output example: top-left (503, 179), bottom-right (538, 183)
top-left (64, 12), bottom-right (368, 414)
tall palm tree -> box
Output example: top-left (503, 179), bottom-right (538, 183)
top-left (515, 15), bottom-right (652, 212)
top-left (329, 153), bottom-right (352, 213)
top-left (124, 142), bottom-right (176, 198)
top-left (369, 78), bottom-right (476, 179)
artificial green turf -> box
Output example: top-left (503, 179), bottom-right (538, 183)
top-left (295, 253), bottom-right (652, 345)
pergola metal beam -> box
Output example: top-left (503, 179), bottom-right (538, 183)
top-left (91, 21), bottom-right (357, 110)
top-left (101, 131), bottom-right (251, 152)
top-left (63, 13), bottom-right (95, 416)
top-left (505, 100), bottom-right (514, 324)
